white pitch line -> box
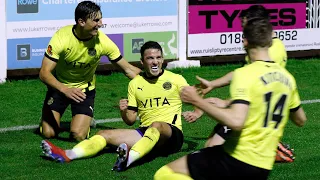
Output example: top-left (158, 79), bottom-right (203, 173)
top-left (0, 99), bottom-right (319, 133)
top-left (0, 118), bottom-right (123, 133)
top-left (301, 99), bottom-right (320, 104)
top-left (0, 125), bottom-right (40, 133)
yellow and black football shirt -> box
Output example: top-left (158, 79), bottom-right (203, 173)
top-left (245, 38), bottom-right (287, 67)
top-left (45, 25), bottom-right (122, 91)
top-left (223, 61), bottom-right (301, 170)
top-left (127, 70), bottom-right (189, 131)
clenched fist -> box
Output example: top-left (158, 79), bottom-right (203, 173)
top-left (119, 99), bottom-right (129, 111)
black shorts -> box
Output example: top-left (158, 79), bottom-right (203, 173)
top-left (212, 123), bottom-right (232, 139)
top-left (187, 146), bottom-right (270, 180)
top-left (136, 124), bottom-right (184, 156)
top-left (43, 88), bottom-right (96, 117)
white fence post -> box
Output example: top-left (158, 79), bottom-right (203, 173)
top-left (178, 0), bottom-right (187, 61)
top-left (166, 0), bottom-right (200, 69)
top-left (0, 0), bottom-right (7, 83)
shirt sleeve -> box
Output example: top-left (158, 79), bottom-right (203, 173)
top-left (99, 32), bottom-right (122, 62)
top-left (176, 75), bottom-right (189, 91)
top-left (281, 46), bottom-right (288, 68)
top-left (127, 80), bottom-right (138, 111)
top-left (45, 31), bottom-right (64, 62)
top-left (289, 78), bottom-right (301, 112)
top-left (230, 69), bottom-right (251, 104)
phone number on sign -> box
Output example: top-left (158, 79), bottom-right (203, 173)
top-left (274, 30), bottom-right (297, 41)
top-left (219, 30), bottom-right (298, 45)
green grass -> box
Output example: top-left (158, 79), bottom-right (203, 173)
top-left (0, 59), bottom-right (320, 179)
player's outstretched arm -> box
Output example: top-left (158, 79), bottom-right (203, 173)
top-left (180, 86), bottom-right (248, 131)
top-left (196, 71), bottom-right (234, 95)
top-left (290, 107), bottom-right (307, 127)
top-left (119, 99), bottom-right (137, 126)
top-left (182, 97), bottom-right (231, 123)
top-left (114, 58), bottom-right (141, 79)
top-left (205, 97), bottom-right (231, 108)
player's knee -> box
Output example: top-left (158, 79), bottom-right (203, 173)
top-left (96, 130), bottom-right (112, 141)
top-left (41, 127), bottom-right (56, 139)
top-left (70, 131), bottom-right (87, 141)
top-left (204, 139), bottom-right (211, 148)
top-left (205, 134), bottom-right (225, 147)
top-left (150, 122), bottom-right (170, 135)
top-left (149, 122), bottom-right (163, 130)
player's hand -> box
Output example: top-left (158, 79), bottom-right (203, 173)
top-left (180, 86), bottom-right (201, 104)
top-left (182, 110), bottom-right (203, 123)
top-left (62, 87), bottom-right (86, 103)
top-left (205, 97), bottom-right (229, 108)
top-left (119, 99), bottom-right (128, 111)
top-left (195, 76), bottom-right (214, 95)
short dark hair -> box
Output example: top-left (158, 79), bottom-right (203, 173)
top-left (240, 5), bottom-right (270, 21)
top-left (243, 18), bottom-right (273, 49)
top-left (140, 41), bottom-right (163, 58)
top-left (75, 1), bottom-right (101, 23)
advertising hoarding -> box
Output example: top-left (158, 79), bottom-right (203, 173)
top-left (7, 0), bottom-right (178, 69)
top-left (188, 0), bottom-right (320, 57)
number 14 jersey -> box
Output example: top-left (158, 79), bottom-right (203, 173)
top-left (224, 61), bottom-right (301, 170)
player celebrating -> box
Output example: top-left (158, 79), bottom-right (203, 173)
top-left (183, 6), bottom-right (291, 159)
top-left (154, 18), bottom-right (306, 179)
top-left (41, 41), bottom-right (188, 172)
top-left (184, 5), bottom-right (287, 121)
top-left (39, 1), bottom-right (141, 141)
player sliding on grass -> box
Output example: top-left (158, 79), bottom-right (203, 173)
top-left (41, 41), bottom-right (188, 172)
top-left (182, 5), bottom-right (295, 163)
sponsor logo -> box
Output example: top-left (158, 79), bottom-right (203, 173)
top-left (47, 97), bottom-right (54, 105)
top-left (199, 8), bottom-right (296, 30)
top-left (132, 38), bottom-right (144, 53)
top-left (131, 34), bottom-right (177, 56)
top-left (189, 3), bottom-right (306, 34)
top-left (223, 126), bottom-right (231, 133)
top-left (31, 48), bottom-right (46, 57)
top-left (47, 45), bottom-right (52, 56)
top-left (140, 97), bottom-right (170, 108)
top-left (17, 44), bottom-right (31, 60)
top-left (17, 0), bottom-right (39, 14)
top-left (167, 33), bottom-right (177, 56)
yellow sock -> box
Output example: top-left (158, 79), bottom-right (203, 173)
top-left (154, 165), bottom-right (193, 180)
top-left (71, 135), bottom-right (107, 159)
top-left (127, 127), bottom-right (160, 166)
